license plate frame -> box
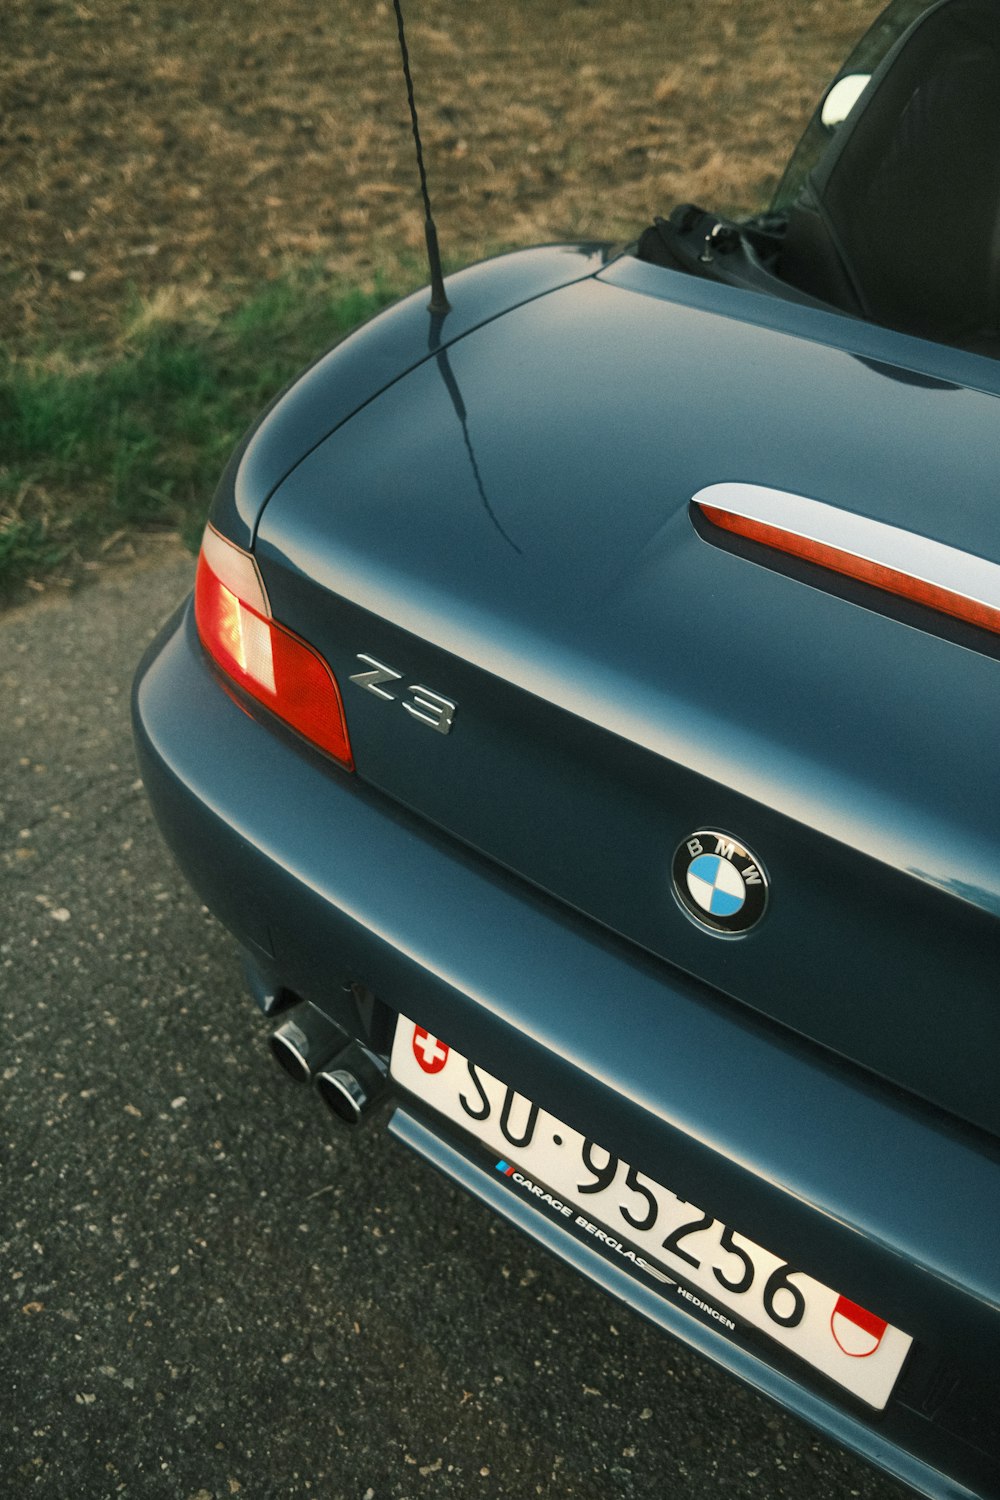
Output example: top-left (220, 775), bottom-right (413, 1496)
top-left (390, 1016), bottom-right (912, 1410)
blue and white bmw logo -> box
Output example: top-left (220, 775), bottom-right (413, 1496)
top-left (672, 831), bottom-right (768, 935)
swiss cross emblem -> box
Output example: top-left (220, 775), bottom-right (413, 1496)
top-left (412, 1027), bottom-right (449, 1074)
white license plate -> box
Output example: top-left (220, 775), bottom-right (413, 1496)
top-left (391, 1016), bottom-right (912, 1410)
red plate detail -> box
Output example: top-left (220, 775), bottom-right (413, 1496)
top-left (831, 1295), bottom-right (889, 1357)
top-left (412, 1028), bottom-right (450, 1074)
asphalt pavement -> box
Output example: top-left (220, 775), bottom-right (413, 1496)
top-left (1, 547), bottom-right (911, 1500)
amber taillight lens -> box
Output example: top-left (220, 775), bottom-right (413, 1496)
top-left (194, 525), bottom-right (354, 769)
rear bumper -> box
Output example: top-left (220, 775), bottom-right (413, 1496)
top-left (133, 601), bottom-right (1000, 1500)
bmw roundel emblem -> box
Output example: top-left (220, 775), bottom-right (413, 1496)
top-left (672, 831), bottom-right (768, 935)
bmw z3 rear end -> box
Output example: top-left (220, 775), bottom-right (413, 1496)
top-left (132, 2), bottom-right (1000, 1495)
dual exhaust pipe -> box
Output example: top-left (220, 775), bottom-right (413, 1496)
top-left (268, 1002), bottom-right (387, 1125)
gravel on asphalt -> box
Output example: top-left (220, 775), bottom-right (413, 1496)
top-left (1, 550), bottom-right (909, 1500)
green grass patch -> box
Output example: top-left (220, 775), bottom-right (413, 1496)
top-left (0, 264), bottom-right (420, 600)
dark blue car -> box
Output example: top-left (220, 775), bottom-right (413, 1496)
top-left (133, 2), bottom-right (1000, 1495)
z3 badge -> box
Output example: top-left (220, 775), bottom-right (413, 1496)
top-left (349, 654), bottom-right (457, 735)
top-left (673, 831), bottom-right (768, 935)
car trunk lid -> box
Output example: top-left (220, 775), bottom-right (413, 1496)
top-left (254, 267), bottom-right (1000, 1138)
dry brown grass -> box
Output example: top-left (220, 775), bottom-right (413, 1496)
top-left (4, 0), bottom-right (882, 351)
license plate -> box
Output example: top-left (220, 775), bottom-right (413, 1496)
top-left (390, 1017), bottom-right (912, 1409)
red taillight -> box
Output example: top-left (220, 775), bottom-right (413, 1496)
top-left (194, 525), bottom-right (354, 769)
top-left (695, 484), bottom-right (1000, 638)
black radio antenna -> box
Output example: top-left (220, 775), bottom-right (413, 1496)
top-left (392, 0), bottom-right (450, 316)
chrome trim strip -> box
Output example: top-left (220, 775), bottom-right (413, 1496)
top-left (693, 482), bottom-right (1000, 612)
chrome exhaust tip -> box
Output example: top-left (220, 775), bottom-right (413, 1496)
top-left (268, 1004), bottom-right (348, 1084)
top-left (316, 1041), bottom-right (388, 1125)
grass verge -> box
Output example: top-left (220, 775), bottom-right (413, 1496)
top-left (0, 263), bottom-right (420, 603)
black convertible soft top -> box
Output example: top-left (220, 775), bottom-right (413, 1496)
top-left (640, 0), bottom-right (1000, 354)
top-left (781, 0), bottom-right (1000, 348)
